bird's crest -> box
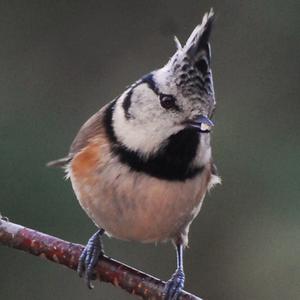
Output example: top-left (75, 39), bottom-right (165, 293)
top-left (164, 9), bottom-right (215, 108)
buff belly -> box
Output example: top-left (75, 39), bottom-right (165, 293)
top-left (70, 155), bottom-right (211, 246)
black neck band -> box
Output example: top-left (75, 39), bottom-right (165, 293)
top-left (104, 100), bottom-right (203, 181)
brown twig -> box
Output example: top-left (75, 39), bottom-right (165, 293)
top-left (0, 218), bottom-right (201, 300)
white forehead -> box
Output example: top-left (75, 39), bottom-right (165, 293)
top-left (152, 66), bottom-right (178, 95)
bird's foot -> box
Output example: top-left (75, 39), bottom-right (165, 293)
top-left (77, 229), bottom-right (104, 289)
top-left (163, 268), bottom-right (185, 300)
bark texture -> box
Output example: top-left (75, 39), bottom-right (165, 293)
top-left (0, 218), bottom-right (202, 300)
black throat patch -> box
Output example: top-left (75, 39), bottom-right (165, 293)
top-left (104, 100), bottom-right (204, 181)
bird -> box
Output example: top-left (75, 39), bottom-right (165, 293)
top-left (47, 9), bottom-right (220, 300)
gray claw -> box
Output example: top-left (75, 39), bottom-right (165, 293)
top-left (77, 229), bottom-right (104, 289)
top-left (163, 268), bottom-right (185, 300)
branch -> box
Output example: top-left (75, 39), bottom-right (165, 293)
top-left (0, 218), bottom-right (202, 300)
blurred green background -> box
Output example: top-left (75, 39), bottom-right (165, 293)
top-left (0, 1), bottom-right (299, 299)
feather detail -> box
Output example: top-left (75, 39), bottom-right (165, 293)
top-left (46, 156), bottom-right (72, 168)
top-left (174, 36), bottom-right (182, 50)
top-left (183, 8), bottom-right (215, 57)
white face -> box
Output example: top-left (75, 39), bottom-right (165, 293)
top-left (113, 84), bottom-right (181, 157)
top-left (112, 67), bottom-right (212, 158)
top-left (112, 12), bottom-right (216, 160)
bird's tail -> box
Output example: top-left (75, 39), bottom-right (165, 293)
top-left (46, 156), bottom-right (72, 168)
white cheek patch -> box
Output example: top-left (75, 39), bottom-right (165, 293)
top-left (112, 85), bottom-right (184, 157)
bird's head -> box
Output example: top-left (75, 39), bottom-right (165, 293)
top-left (112, 10), bottom-right (216, 159)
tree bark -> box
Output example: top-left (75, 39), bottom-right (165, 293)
top-left (0, 218), bottom-right (202, 300)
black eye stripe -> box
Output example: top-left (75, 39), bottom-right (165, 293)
top-left (121, 73), bottom-right (157, 119)
top-left (122, 89), bottom-right (133, 119)
top-left (141, 73), bottom-right (159, 95)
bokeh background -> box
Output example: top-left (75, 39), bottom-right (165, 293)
top-left (0, 1), bottom-right (299, 299)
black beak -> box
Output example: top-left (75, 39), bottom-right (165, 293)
top-left (187, 115), bottom-right (214, 133)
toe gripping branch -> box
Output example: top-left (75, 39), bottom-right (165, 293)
top-left (77, 229), bottom-right (105, 289)
top-left (0, 219), bottom-right (202, 299)
top-left (164, 243), bottom-right (186, 300)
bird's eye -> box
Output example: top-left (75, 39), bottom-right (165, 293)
top-left (159, 94), bottom-right (177, 110)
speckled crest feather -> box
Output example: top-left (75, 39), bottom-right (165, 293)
top-left (165, 9), bottom-right (215, 112)
top-left (183, 8), bottom-right (214, 58)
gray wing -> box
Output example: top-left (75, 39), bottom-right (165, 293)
top-left (47, 102), bottom-right (110, 168)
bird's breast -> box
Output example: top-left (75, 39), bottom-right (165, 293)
top-left (69, 137), bottom-right (215, 245)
